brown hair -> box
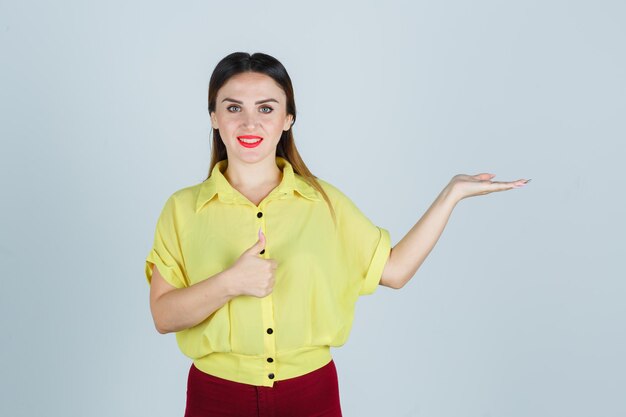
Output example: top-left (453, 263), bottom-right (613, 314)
top-left (206, 51), bottom-right (336, 225)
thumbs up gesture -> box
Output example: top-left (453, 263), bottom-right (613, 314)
top-left (227, 228), bottom-right (278, 298)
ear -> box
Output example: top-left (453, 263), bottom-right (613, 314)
top-left (283, 114), bottom-right (294, 131)
top-left (210, 112), bottom-right (218, 130)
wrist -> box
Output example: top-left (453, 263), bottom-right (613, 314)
top-left (215, 267), bottom-right (239, 299)
top-left (440, 182), bottom-right (461, 207)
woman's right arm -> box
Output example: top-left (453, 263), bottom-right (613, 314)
top-left (149, 228), bottom-right (276, 334)
top-left (149, 264), bottom-right (237, 334)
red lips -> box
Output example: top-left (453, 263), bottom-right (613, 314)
top-left (237, 135), bottom-right (263, 148)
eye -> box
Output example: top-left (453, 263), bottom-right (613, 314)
top-left (227, 105), bottom-right (240, 112)
top-left (260, 106), bottom-right (273, 113)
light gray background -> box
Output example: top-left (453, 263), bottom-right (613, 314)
top-left (1, 1), bottom-right (624, 416)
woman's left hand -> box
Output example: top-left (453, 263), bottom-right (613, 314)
top-left (446, 173), bottom-right (530, 203)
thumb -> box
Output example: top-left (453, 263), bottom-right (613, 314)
top-left (248, 227), bottom-right (266, 254)
top-left (473, 173), bottom-right (495, 180)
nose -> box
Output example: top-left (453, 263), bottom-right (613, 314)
top-left (242, 111), bottom-right (259, 129)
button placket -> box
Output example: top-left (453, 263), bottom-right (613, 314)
top-left (256, 206), bottom-right (265, 256)
top-left (257, 205), bottom-right (276, 383)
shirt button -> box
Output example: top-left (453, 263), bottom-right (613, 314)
top-left (268, 373), bottom-right (275, 379)
top-left (257, 212), bottom-right (263, 218)
top-left (267, 357), bottom-right (274, 363)
top-left (266, 328), bottom-right (273, 334)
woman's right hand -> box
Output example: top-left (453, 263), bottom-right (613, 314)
top-left (227, 228), bottom-right (277, 298)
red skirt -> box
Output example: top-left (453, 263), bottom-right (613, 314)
top-left (184, 359), bottom-right (343, 417)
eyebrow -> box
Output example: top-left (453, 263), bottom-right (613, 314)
top-left (221, 97), bottom-right (279, 105)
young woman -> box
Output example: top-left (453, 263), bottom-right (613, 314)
top-left (145, 51), bottom-right (529, 417)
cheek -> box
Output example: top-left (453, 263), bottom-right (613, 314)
top-left (218, 119), bottom-right (238, 134)
top-left (269, 117), bottom-right (288, 130)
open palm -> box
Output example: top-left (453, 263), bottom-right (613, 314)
top-left (448, 173), bottom-right (530, 202)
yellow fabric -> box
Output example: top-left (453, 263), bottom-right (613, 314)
top-left (145, 156), bottom-right (391, 387)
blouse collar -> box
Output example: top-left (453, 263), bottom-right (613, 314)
top-left (195, 156), bottom-right (321, 212)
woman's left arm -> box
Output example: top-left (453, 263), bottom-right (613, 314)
top-left (380, 173), bottom-right (530, 289)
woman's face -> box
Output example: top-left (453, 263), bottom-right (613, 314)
top-left (210, 72), bottom-right (293, 165)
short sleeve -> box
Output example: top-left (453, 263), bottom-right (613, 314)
top-left (336, 192), bottom-right (392, 296)
top-left (144, 195), bottom-right (189, 288)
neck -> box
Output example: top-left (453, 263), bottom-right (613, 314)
top-left (223, 155), bottom-right (282, 189)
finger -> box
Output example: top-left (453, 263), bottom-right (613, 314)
top-left (508, 178), bottom-right (530, 187)
top-left (473, 173), bottom-right (495, 180)
top-left (475, 181), bottom-right (506, 193)
top-left (248, 228), bottom-right (266, 254)
top-left (493, 182), bottom-right (519, 191)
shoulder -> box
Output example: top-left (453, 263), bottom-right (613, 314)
top-left (157, 182), bottom-right (203, 221)
top-left (312, 177), bottom-right (349, 202)
top-left (169, 182), bottom-right (201, 204)
top-left (309, 177), bottom-right (362, 216)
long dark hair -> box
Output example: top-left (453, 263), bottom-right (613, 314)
top-left (206, 52), bottom-right (336, 224)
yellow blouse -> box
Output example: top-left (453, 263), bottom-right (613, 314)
top-left (144, 156), bottom-right (391, 387)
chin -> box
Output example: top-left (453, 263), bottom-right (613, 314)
top-left (229, 148), bottom-right (278, 164)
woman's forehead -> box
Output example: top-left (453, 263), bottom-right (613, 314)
top-left (219, 73), bottom-right (285, 100)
